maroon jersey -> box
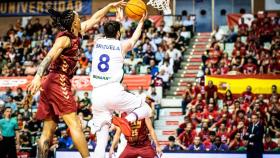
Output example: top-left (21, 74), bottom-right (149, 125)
top-left (36, 31), bottom-right (81, 121)
top-left (125, 119), bottom-right (150, 146)
top-left (49, 31), bottom-right (81, 78)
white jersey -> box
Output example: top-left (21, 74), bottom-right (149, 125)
top-left (90, 38), bottom-right (124, 88)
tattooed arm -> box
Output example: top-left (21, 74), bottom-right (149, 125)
top-left (27, 36), bottom-right (70, 95)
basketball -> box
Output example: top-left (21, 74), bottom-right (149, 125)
top-left (125, 0), bottom-right (147, 21)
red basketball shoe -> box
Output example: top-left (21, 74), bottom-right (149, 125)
top-left (112, 116), bottom-right (132, 137)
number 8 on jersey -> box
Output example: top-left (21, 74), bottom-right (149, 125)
top-left (98, 54), bottom-right (110, 72)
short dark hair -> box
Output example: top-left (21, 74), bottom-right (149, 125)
top-left (4, 107), bottom-right (12, 111)
top-left (168, 136), bottom-right (175, 142)
top-left (104, 21), bottom-right (121, 38)
top-left (209, 131), bottom-right (216, 136)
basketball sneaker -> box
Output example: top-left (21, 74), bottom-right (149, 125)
top-left (112, 116), bottom-right (132, 137)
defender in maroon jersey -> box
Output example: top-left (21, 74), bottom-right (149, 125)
top-left (109, 111), bottom-right (162, 158)
top-left (26, 1), bottom-right (126, 158)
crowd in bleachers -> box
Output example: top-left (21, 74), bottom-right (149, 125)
top-left (177, 82), bottom-right (280, 152)
top-left (203, 13), bottom-right (279, 75)
top-left (0, 14), bottom-right (194, 156)
top-left (173, 13), bottom-right (280, 152)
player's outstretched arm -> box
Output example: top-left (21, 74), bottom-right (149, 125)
top-left (81, 0), bottom-right (126, 34)
top-left (145, 118), bottom-right (163, 156)
top-left (122, 12), bottom-right (147, 56)
top-left (27, 36), bottom-right (70, 95)
top-left (109, 126), bottom-right (122, 158)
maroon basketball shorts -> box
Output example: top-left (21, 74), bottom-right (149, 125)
top-left (36, 73), bottom-right (77, 121)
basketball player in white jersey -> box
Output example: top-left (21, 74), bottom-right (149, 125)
top-left (89, 11), bottom-right (152, 157)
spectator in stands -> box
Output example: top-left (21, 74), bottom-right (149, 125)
top-left (167, 44), bottom-right (182, 73)
top-left (147, 59), bottom-right (159, 78)
top-left (4, 96), bottom-right (17, 112)
top-left (84, 130), bottom-right (96, 150)
top-left (203, 131), bottom-right (216, 150)
top-left (268, 115), bottom-right (280, 138)
top-left (204, 80), bottom-right (218, 103)
top-left (77, 101), bottom-right (92, 120)
top-left (199, 122), bottom-right (211, 142)
top-left (263, 134), bottom-right (278, 151)
top-left (225, 27), bottom-right (238, 42)
top-left (228, 132), bottom-right (244, 151)
top-left (80, 92), bottom-right (91, 106)
top-left (242, 86), bottom-right (254, 103)
top-left (58, 129), bottom-right (73, 149)
top-left (188, 136), bottom-right (206, 151)
top-left (210, 136), bottom-right (229, 151)
top-left (32, 18), bottom-right (43, 33)
top-left (224, 90), bottom-right (234, 107)
top-left (26, 112), bottom-right (42, 144)
top-left (177, 122), bottom-right (197, 150)
top-left (177, 116), bottom-right (190, 136)
top-left (163, 136), bottom-right (181, 151)
top-left (149, 87), bottom-right (161, 120)
top-left (14, 87), bottom-right (24, 103)
top-left (182, 15), bottom-right (194, 33)
top-left (243, 57), bottom-right (257, 75)
top-left (238, 18), bottom-right (249, 36)
top-left (213, 25), bottom-right (226, 42)
top-left (49, 136), bottom-right (59, 156)
top-left (181, 83), bottom-right (193, 115)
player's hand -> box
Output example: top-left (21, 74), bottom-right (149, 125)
top-left (111, 0), bottom-right (127, 8)
top-left (156, 146), bottom-right (163, 157)
top-left (27, 75), bottom-right (41, 95)
top-left (109, 148), bottom-right (115, 158)
top-left (139, 11), bottom-right (148, 23)
top-left (0, 135), bottom-right (3, 141)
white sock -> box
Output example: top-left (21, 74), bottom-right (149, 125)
top-left (125, 102), bottom-right (152, 122)
top-left (93, 125), bottom-right (109, 158)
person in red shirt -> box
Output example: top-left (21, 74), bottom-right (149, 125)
top-left (181, 83), bottom-right (194, 115)
top-left (216, 123), bottom-right (230, 143)
top-left (211, 113), bottom-right (232, 130)
top-left (187, 106), bottom-right (203, 125)
top-left (199, 122), bottom-right (210, 141)
top-left (263, 134), bottom-right (278, 151)
top-left (224, 90), bottom-right (234, 107)
top-left (177, 116), bottom-right (196, 136)
top-left (228, 132), bottom-right (244, 151)
top-left (268, 57), bottom-right (280, 74)
top-left (243, 57), bottom-right (257, 74)
top-left (233, 110), bottom-right (249, 127)
top-left (177, 122), bottom-right (197, 150)
top-left (203, 131), bottom-right (217, 150)
top-left (205, 80), bottom-right (218, 103)
top-left (189, 93), bottom-right (206, 109)
top-left (238, 18), bottom-right (249, 36)
top-left (242, 86), bottom-right (255, 103)
top-left (234, 37), bottom-right (246, 49)
top-left (202, 103), bottom-right (219, 121)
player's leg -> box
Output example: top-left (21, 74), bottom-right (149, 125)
top-left (112, 90), bottom-right (152, 136)
top-left (119, 145), bottom-right (136, 158)
top-left (92, 124), bottom-right (110, 158)
top-left (37, 118), bottom-right (57, 158)
top-left (62, 112), bottom-right (90, 158)
top-left (125, 100), bottom-right (152, 122)
top-left (138, 145), bottom-right (157, 158)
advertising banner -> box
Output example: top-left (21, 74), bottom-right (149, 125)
top-left (0, 0), bottom-right (92, 16)
top-left (0, 75), bottom-right (151, 91)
